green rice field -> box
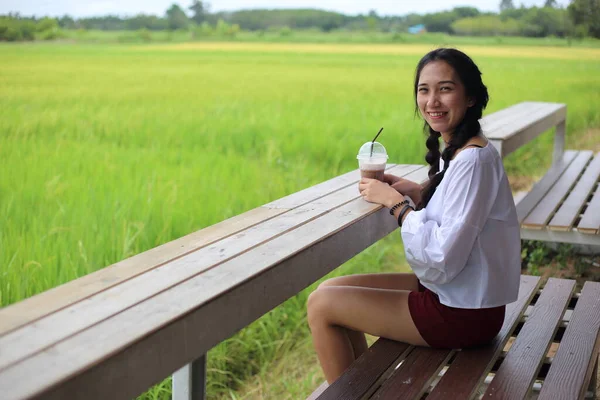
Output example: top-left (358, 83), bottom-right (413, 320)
top-left (1, 41), bottom-right (599, 399)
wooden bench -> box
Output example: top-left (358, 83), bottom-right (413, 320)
top-left (482, 101), bottom-right (600, 251)
top-left (309, 276), bottom-right (600, 400)
top-left (0, 162), bottom-right (430, 399)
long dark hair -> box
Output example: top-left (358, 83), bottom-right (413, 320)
top-left (415, 48), bottom-right (489, 209)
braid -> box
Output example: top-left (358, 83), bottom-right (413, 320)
top-left (425, 126), bottom-right (441, 178)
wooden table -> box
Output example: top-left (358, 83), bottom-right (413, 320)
top-left (0, 163), bottom-right (428, 400)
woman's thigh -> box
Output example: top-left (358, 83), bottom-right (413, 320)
top-left (319, 272), bottom-right (419, 292)
top-left (307, 285), bottom-right (427, 346)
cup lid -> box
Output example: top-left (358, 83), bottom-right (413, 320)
top-left (357, 141), bottom-right (388, 160)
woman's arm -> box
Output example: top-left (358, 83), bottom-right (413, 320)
top-left (400, 160), bottom-right (498, 285)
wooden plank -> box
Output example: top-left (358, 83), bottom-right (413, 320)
top-left (401, 165), bottom-right (429, 185)
top-left (0, 165), bottom-right (403, 337)
top-left (0, 206), bottom-right (285, 336)
top-left (522, 151), bottom-right (593, 229)
top-left (500, 104), bottom-right (566, 159)
top-left (315, 339), bottom-right (412, 400)
top-left (481, 102), bottom-right (549, 137)
top-left (0, 164), bottom-right (418, 372)
top-left (483, 278), bottom-right (576, 399)
top-left (371, 348), bottom-right (454, 400)
top-left (487, 103), bottom-right (564, 141)
top-left (538, 281), bottom-right (600, 400)
top-left (0, 191), bottom-right (407, 400)
top-left (516, 151), bottom-right (578, 223)
top-left (264, 163), bottom-right (400, 209)
top-left (549, 153), bottom-right (600, 231)
top-left (578, 184), bottom-right (600, 235)
top-left (427, 275), bottom-right (541, 400)
top-left (307, 381), bottom-right (328, 400)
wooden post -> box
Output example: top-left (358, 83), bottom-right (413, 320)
top-left (553, 120), bottom-right (566, 166)
top-left (173, 355), bottom-right (207, 400)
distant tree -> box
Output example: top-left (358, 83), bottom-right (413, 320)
top-left (453, 7), bottom-right (480, 18)
top-left (166, 4), bottom-right (189, 30)
top-left (366, 9), bottom-right (378, 31)
top-left (544, 0), bottom-right (558, 7)
top-left (500, 0), bottom-right (516, 11)
top-left (568, 0), bottom-right (600, 38)
top-left (189, 1), bottom-right (209, 25)
top-left (57, 15), bottom-right (77, 29)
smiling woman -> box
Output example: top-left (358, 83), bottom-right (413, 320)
top-left (308, 48), bottom-right (521, 385)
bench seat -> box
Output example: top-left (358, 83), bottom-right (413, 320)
top-left (517, 150), bottom-right (600, 248)
top-left (310, 276), bottom-right (600, 400)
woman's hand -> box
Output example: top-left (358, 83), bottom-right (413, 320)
top-left (389, 177), bottom-right (423, 206)
top-left (358, 178), bottom-right (404, 208)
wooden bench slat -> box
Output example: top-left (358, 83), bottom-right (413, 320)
top-left (522, 151), bottom-right (593, 229)
top-left (0, 165), bottom-right (401, 337)
top-left (0, 184), bottom-right (415, 400)
top-left (314, 339), bottom-right (412, 400)
top-left (481, 102), bottom-right (549, 136)
top-left (578, 184), bottom-right (600, 235)
top-left (0, 163), bottom-right (420, 372)
top-left (538, 281), bottom-right (600, 400)
top-left (426, 275), bottom-right (541, 400)
top-left (484, 102), bottom-right (559, 140)
top-left (0, 206), bottom-right (285, 336)
top-left (516, 150), bottom-right (578, 223)
top-left (490, 104), bottom-right (566, 159)
top-left (263, 164), bottom-right (397, 210)
top-left (371, 348), bottom-right (454, 400)
top-left (483, 278), bottom-right (576, 399)
top-left (549, 152), bottom-right (600, 231)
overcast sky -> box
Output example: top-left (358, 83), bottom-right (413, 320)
top-left (1, 0), bottom-right (571, 18)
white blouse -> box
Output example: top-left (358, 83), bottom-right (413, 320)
top-left (401, 143), bottom-right (521, 309)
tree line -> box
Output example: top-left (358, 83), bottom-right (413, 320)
top-left (1, 0), bottom-right (599, 42)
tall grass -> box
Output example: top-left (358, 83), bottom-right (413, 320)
top-left (1, 42), bottom-right (599, 398)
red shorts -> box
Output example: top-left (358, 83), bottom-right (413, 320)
top-left (408, 282), bottom-right (505, 349)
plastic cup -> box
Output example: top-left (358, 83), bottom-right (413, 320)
top-left (357, 141), bottom-right (388, 181)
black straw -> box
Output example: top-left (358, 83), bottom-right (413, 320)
top-left (370, 127), bottom-right (384, 157)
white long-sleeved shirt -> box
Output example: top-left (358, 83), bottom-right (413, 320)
top-left (401, 142), bottom-right (521, 309)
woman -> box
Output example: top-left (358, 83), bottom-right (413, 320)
top-left (306, 48), bottom-right (521, 384)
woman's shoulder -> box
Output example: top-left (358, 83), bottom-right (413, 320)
top-left (452, 141), bottom-right (499, 166)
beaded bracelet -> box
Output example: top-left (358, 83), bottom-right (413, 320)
top-left (397, 204), bottom-right (415, 227)
top-left (389, 199), bottom-right (409, 216)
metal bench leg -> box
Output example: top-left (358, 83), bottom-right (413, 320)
top-left (173, 355), bottom-right (207, 400)
top-left (552, 120), bottom-right (566, 167)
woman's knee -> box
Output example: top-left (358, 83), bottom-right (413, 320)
top-left (307, 288), bottom-right (332, 328)
top-left (317, 276), bottom-right (345, 290)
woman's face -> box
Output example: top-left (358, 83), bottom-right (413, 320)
top-left (416, 60), bottom-right (473, 138)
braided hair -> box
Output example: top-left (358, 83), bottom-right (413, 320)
top-left (415, 48), bottom-right (489, 209)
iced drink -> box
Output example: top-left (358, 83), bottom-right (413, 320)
top-left (357, 141), bottom-right (388, 182)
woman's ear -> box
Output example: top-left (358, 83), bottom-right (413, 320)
top-left (467, 97), bottom-right (476, 107)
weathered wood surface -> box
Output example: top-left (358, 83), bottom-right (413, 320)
top-left (538, 281), bottom-right (600, 400)
top-left (548, 152), bottom-right (600, 231)
top-left (426, 275), bottom-right (541, 400)
top-left (0, 164), bottom-right (430, 400)
top-left (483, 278), bottom-right (575, 399)
top-left (522, 151), bottom-right (592, 229)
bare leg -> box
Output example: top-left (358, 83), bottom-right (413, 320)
top-left (307, 284), bottom-right (427, 384)
top-left (315, 273), bottom-right (419, 360)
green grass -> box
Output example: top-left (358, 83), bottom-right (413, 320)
top-left (0, 41), bottom-right (599, 399)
